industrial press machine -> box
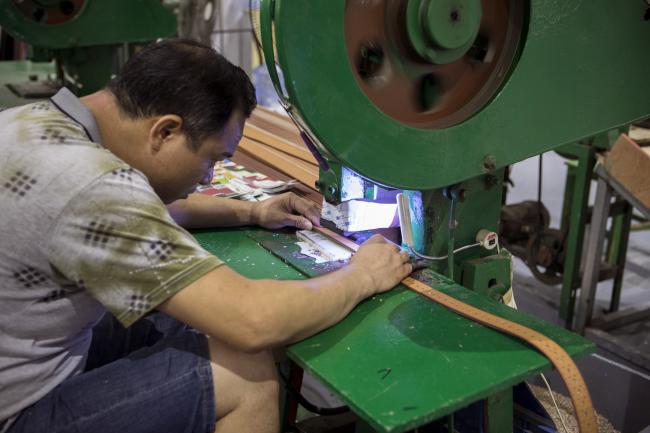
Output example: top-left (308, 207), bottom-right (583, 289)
top-left (249, 0), bottom-right (650, 431)
top-left (0, 0), bottom-right (648, 431)
top-left (0, 0), bottom-right (177, 103)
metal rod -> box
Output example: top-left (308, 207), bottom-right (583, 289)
top-left (447, 190), bottom-right (457, 279)
top-left (575, 177), bottom-right (612, 333)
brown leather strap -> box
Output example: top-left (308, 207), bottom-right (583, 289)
top-left (314, 226), bottom-right (597, 433)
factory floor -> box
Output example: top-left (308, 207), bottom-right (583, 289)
top-left (508, 152), bottom-right (650, 433)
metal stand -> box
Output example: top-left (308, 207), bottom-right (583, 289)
top-left (574, 165), bottom-right (650, 367)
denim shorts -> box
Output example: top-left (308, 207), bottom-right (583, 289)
top-left (7, 312), bottom-right (216, 433)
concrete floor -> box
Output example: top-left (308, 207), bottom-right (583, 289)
top-left (508, 152), bottom-right (650, 433)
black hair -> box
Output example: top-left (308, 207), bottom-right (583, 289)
top-left (106, 38), bottom-right (256, 149)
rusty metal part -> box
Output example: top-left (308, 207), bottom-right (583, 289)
top-left (344, 0), bottom-right (525, 129)
top-left (525, 228), bottom-right (565, 285)
top-left (500, 200), bottom-right (550, 242)
top-left (500, 201), bottom-right (566, 285)
top-left (12, 0), bottom-right (85, 25)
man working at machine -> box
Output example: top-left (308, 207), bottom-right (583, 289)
top-left (0, 39), bottom-right (412, 433)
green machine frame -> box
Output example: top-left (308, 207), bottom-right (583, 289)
top-left (556, 131), bottom-right (635, 328)
top-left (0, 0), bottom-right (176, 94)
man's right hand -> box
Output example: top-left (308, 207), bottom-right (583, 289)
top-left (348, 234), bottom-right (413, 295)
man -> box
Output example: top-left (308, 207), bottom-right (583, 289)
top-left (0, 39), bottom-right (411, 433)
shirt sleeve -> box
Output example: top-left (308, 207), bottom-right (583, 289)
top-left (45, 167), bottom-right (223, 327)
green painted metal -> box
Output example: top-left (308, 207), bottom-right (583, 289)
top-left (485, 388), bottom-right (513, 433)
top-left (260, 0), bottom-right (288, 105)
top-left (243, 229), bottom-right (593, 433)
top-left (556, 134), bottom-right (634, 324)
top-left (263, 0), bottom-right (650, 190)
top-left (405, 170), bottom-right (505, 279)
top-left (606, 202), bottom-right (633, 313)
top-left (405, 0), bottom-right (482, 64)
top-left (192, 228), bottom-right (306, 281)
top-left (558, 142), bottom-right (596, 325)
top-left (355, 419), bottom-right (377, 433)
top-left (58, 45), bottom-right (115, 94)
top-left (317, 163), bottom-right (344, 204)
top-left (0, 0), bottom-right (176, 49)
top-left (446, 414), bottom-right (454, 433)
top-left (460, 253), bottom-right (512, 302)
top-left (559, 158), bottom-right (577, 235)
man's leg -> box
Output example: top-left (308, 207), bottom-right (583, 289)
top-left (207, 338), bottom-right (280, 433)
top-left (6, 312), bottom-right (281, 433)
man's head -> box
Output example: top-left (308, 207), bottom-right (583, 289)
top-left (104, 39), bottom-right (256, 203)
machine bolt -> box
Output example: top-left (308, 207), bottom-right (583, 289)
top-left (482, 155), bottom-right (497, 172)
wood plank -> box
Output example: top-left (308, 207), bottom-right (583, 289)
top-left (604, 134), bottom-right (650, 210)
top-left (590, 306), bottom-right (650, 331)
top-left (237, 137), bottom-right (319, 189)
top-left (250, 107), bottom-right (300, 138)
top-left (244, 123), bottom-right (317, 165)
top-left (248, 116), bottom-right (302, 142)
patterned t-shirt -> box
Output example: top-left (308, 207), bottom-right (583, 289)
top-left (0, 89), bottom-right (223, 424)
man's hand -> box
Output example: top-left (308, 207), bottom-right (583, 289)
top-left (252, 192), bottom-right (321, 230)
top-left (348, 234), bottom-right (412, 295)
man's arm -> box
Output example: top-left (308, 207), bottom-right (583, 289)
top-left (166, 193), bottom-right (255, 228)
top-left (158, 235), bottom-right (412, 352)
top-left (167, 192), bottom-right (321, 230)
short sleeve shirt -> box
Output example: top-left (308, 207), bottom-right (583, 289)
top-left (0, 89), bottom-right (223, 423)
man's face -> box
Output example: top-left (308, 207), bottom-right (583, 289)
top-left (153, 110), bottom-right (245, 203)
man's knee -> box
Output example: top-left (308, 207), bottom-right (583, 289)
top-left (206, 337), bottom-right (279, 419)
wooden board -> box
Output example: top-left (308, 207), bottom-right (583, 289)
top-left (237, 137), bottom-right (319, 188)
top-left (604, 134), bottom-right (650, 210)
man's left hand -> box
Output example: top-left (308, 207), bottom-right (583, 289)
top-left (252, 192), bottom-right (321, 230)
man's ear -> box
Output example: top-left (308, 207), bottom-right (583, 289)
top-left (148, 115), bottom-right (183, 153)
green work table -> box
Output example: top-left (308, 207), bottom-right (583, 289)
top-left (193, 228), bottom-right (593, 433)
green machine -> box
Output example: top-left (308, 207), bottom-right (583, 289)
top-left (0, 0), bottom-right (176, 100)
top-left (242, 0), bottom-right (650, 431)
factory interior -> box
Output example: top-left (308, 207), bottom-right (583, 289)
top-left (0, 1), bottom-right (649, 433)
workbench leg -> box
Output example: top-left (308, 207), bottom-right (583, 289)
top-left (279, 361), bottom-right (304, 432)
top-left (354, 419), bottom-right (377, 433)
top-left (484, 388), bottom-right (513, 433)
top-left (606, 201), bottom-right (633, 313)
top-left (558, 143), bottom-right (596, 327)
top-left (575, 177), bottom-right (612, 333)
